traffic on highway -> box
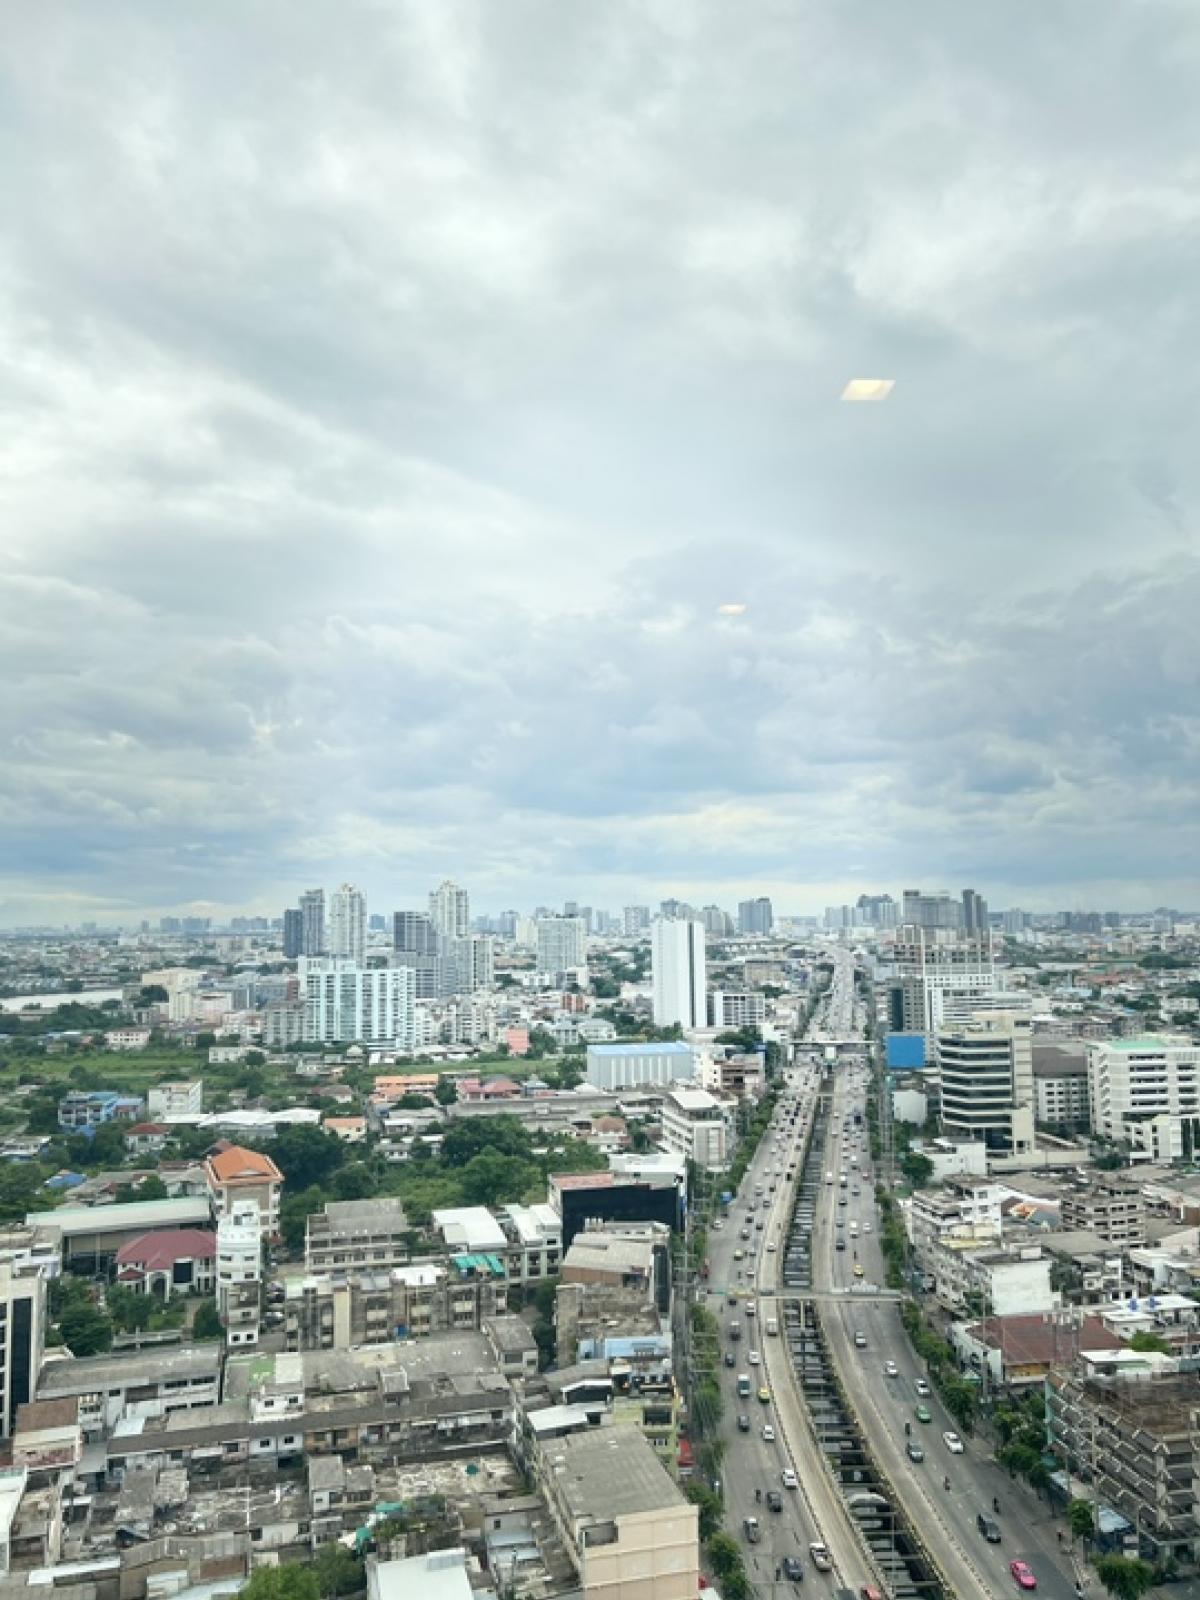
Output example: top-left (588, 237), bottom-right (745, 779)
top-left (699, 946), bottom-right (1085, 1600)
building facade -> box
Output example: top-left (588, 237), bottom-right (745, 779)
top-left (937, 1012), bottom-right (1035, 1155)
top-left (302, 959), bottom-right (416, 1047)
top-left (660, 1087), bottom-right (730, 1171)
top-left (651, 917), bottom-right (706, 1029)
top-left (1088, 1036), bottom-right (1200, 1146)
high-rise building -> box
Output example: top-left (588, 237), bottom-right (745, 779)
top-left (623, 905), bottom-right (651, 937)
top-left (1087, 1035), bottom-right (1200, 1151)
top-left (328, 883), bottom-right (366, 962)
top-left (856, 893), bottom-right (898, 927)
top-left (0, 1262), bottom-right (45, 1438)
top-left (393, 910), bottom-right (437, 955)
top-left (429, 879), bottom-right (470, 941)
top-left (537, 916), bottom-right (587, 976)
top-left (937, 1011), bottom-right (1035, 1156)
top-left (961, 888), bottom-right (989, 935)
top-left (702, 905), bottom-right (732, 936)
top-left (889, 926), bottom-right (996, 1033)
top-left (737, 897), bottom-right (773, 936)
top-left (900, 890), bottom-right (964, 931)
top-left (652, 916), bottom-right (706, 1029)
top-left (1001, 908), bottom-right (1029, 936)
top-left (302, 959), bottom-right (415, 1047)
top-left (282, 908), bottom-right (304, 960)
top-left (441, 934), bottom-right (496, 995)
top-left (300, 889), bottom-right (325, 956)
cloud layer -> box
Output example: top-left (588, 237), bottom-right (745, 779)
top-left (2, 1), bottom-right (1199, 921)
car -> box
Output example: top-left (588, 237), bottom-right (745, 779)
top-left (728, 1291), bottom-right (738, 1305)
top-left (853, 1263), bottom-right (865, 1277)
top-left (781, 1467), bottom-right (798, 1489)
top-left (758, 1386), bottom-right (771, 1403)
top-left (1010, 1560), bottom-right (1037, 1590)
top-left (782, 1556), bottom-right (805, 1582)
top-left (853, 1330), bottom-right (867, 1348)
top-left (734, 1249), bottom-right (745, 1261)
top-left (724, 1351), bottom-right (736, 1368)
top-left (915, 1404), bottom-right (932, 1423)
top-left (836, 1238), bottom-right (846, 1251)
top-left (749, 1350), bottom-right (761, 1366)
top-left (743, 1515), bottom-right (761, 1544)
top-left (741, 1228), bottom-right (752, 1241)
top-left (808, 1542), bottom-right (832, 1572)
top-left (864, 1221), bottom-right (873, 1233)
top-left (914, 1378), bottom-right (931, 1397)
top-left (977, 1513), bottom-right (1002, 1543)
top-left (861, 1588), bottom-right (885, 1600)
top-left (767, 1241), bottom-right (777, 1252)
top-left (737, 1413), bottom-right (751, 1432)
top-left (766, 1490), bottom-right (783, 1512)
top-left (884, 1360), bottom-right (899, 1377)
top-left (906, 1440), bottom-right (925, 1462)
top-left (761, 1424), bottom-right (775, 1441)
top-left (943, 1430), bottom-right (965, 1454)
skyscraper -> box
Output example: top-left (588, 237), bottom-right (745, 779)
top-left (329, 883), bottom-right (366, 962)
top-left (429, 879), bottom-right (470, 942)
top-left (961, 888), bottom-right (989, 935)
top-left (623, 905), bottom-right (651, 936)
top-left (537, 916), bottom-right (587, 976)
top-left (300, 889), bottom-right (325, 956)
top-left (652, 916), bottom-right (706, 1029)
top-left (393, 910), bottom-right (437, 955)
top-left (737, 897), bottom-right (773, 936)
top-left (282, 908), bottom-right (303, 959)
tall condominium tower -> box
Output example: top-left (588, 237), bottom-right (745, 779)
top-left (300, 888), bottom-right (326, 956)
top-left (652, 915), bottom-right (706, 1029)
top-left (328, 883), bottom-right (366, 962)
top-left (429, 879), bottom-right (470, 942)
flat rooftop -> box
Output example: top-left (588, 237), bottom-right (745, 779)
top-left (28, 1197), bottom-right (211, 1237)
top-left (39, 1344), bottom-right (220, 1395)
top-left (550, 1425), bottom-right (687, 1522)
top-left (587, 1042), bottom-right (695, 1057)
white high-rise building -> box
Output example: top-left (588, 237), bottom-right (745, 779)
top-left (302, 959), bottom-right (415, 1047)
top-left (537, 916), bottom-right (587, 976)
top-left (429, 879), bottom-right (470, 942)
top-left (328, 883), bottom-right (366, 962)
top-left (652, 916), bottom-right (706, 1029)
top-left (1087, 1035), bottom-right (1200, 1146)
top-left (937, 1011), bottom-right (1035, 1156)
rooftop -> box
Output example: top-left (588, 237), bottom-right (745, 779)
top-left (206, 1145), bottom-right (283, 1183)
top-left (115, 1228), bottom-right (216, 1270)
top-left (39, 1344), bottom-right (220, 1395)
top-left (966, 1313), bottom-right (1122, 1364)
top-left (369, 1549), bottom-right (472, 1600)
top-left (550, 1426), bottom-right (689, 1523)
top-left (27, 1196), bottom-right (211, 1237)
top-left (432, 1206), bottom-right (507, 1251)
top-left (587, 1041), bottom-right (695, 1057)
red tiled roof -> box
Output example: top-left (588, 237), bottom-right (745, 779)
top-left (206, 1145), bottom-right (282, 1183)
top-left (552, 1172), bottom-right (615, 1190)
top-left (968, 1313), bottom-right (1122, 1365)
top-left (115, 1229), bottom-right (217, 1271)
top-left (126, 1123), bottom-right (170, 1136)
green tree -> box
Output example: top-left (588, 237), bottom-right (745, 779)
top-left (1129, 1330), bottom-right (1171, 1354)
top-left (331, 1162), bottom-right (378, 1201)
top-left (269, 1125), bottom-right (345, 1191)
top-left (1068, 1498), bottom-right (1096, 1544)
top-left (107, 1284), bottom-right (154, 1332)
top-left (685, 1483), bottom-right (722, 1542)
top-left (1095, 1556), bottom-right (1156, 1600)
top-left (192, 1299), bottom-right (223, 1341)
top-left (441, 1116), bottom-right (532, 1168)
top-left (240, 1564), bottom-right (320, 1600)
top-left (280, 1184), bottom-right (328, 1251)
top-left (313, 1541), bottom-right (363, 1597)
top-left (705, 1532), bottom-right (742, 1582)
top-left (434, 1078), bottom-right (457, 1106)
top-left (58, 1299), bottom-right (113, 1356)
top-left (459, 1149), bottom-right (538, 1207)
top-left (901, 1150), bottom-right (935, 1188)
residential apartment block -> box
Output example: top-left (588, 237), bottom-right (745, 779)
top-left (1088, 1035), bottom-right (1200, 1148)
top-left (305, 1198), bottom-right (412, 1274)
top-left (660, 1086), bottom-right (731, 1172)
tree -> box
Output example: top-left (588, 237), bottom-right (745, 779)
top-left (459, 1149), bottom-right (538, 1208)
top-left (192, 1299), bottom-right (223, 1341)
top-left (281, 1185), bottom-right (327, 1252)
top-left (58, 1299), bottom-right (113, 1356)
top-left (1068, 1498), bottom-right (1096, 1544)
top-left (240, 1564), bottom-right (320, 1600)
top-left (1095, 1556), bottom-right (1156, 1600)
top-left (313, 1542), bottom-right (363, 1598)
top-left (1129, 1330), bottom-right (1171, 1354)
top-left (331, 1162), bottom-right (377, 1201)
top-left (685, 1483), bottom-right (722, 1542)
top-left (434, 1078), bottom-right (457, 1106)
top-left (441, 1116), bottom-right (532, 1168)
top-left (705, 1532), bottom-right (742, 1582)
top-left (120, 1174), bottom-right (167, 1202)
top-left (270, 1125), bottom-right (345, 1191)
top-left (900, 1150), bottom-right (935, 1188)
top-left (107, 1284), bottom-right (154, 1333)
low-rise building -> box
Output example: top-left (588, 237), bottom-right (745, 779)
top-left (147, 1080), bottom-right (204, 1119)
top-left (26, 1196), bottom-right (213, 1272)
top-left (538, 1425), bottom-right (698, 1600)
top-left (306, 1198), bottom-right (412, 1274)
top-left (659, 1086), bottom-right (731, 1171)
top-left (1060, 1175), bottom-right (1146, 1246)
top-left (123, 1122), bottom-right (171, 1157)
top-left (1048, 1361), bottom-right (1200, 1564)
top-left (114, 1229), bottom-right (216, 1298)
top-left (103, 1029), bottom-right (151, 1052)
top-left (37, 1345), bottom-right (222, 1440)
top-left (205, 1144), bottom-right (282, 1239)
top-left (927, 1238), bottom-right (1056, 1317)
top-left (585, 1042), bottom-right (697, 1092)
top-left (284, 1261), bottom-right (509, 1351)
top-left (57, 1091), bottom-right (143, 1133)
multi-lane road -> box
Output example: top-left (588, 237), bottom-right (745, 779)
top-left (700, 945), bottom-right (1085, 1599)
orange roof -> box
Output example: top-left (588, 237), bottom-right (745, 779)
top-left (206, 1145), bottom-right (282, 1183)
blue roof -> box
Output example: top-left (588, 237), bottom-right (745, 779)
top-left (587, 1042), bottom-right (694, 1057)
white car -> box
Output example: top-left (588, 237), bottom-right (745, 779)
top-left (762, 1424), bottom-right (775, 1442)
top-left (884, 1360), bottom-right (899, 1378)
top-left (767, 1241), bottom-right (777, 1252)
top-left (915, 1378), bottom-right (931, 1397)
top-left (863, 1221), bottom-right (873, 1233)
top-left (781, 1467), bottom-right (798, 1489)
top-left (943, 1430), bottom-right (965, 1454)
top-left (809, 1542), bottom-right (833, 1572)
top-left (749, 1350), bottom-right (761, 1366)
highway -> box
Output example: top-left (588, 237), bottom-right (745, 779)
top-left (810, 951), bottom-right (1086, 1600)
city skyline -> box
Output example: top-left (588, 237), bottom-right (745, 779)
top-left (4, 6), bottom-right (1200, 924)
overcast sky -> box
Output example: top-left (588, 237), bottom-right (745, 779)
top-left (3, 2), bottom-right (1200, 925)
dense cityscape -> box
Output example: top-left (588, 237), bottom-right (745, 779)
top-left (0, 891), bottom-right (1199, 1600)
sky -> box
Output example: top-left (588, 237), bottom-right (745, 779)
top-left (3, 2), bottom-right (1200, 926)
